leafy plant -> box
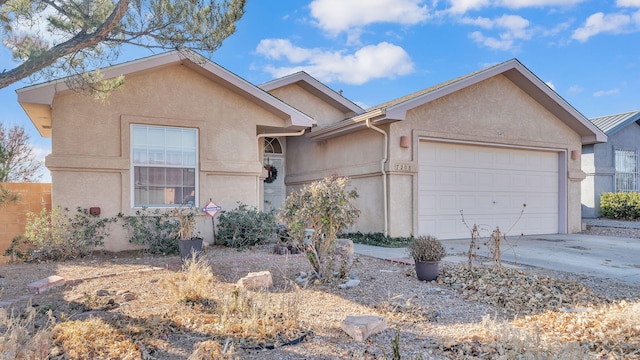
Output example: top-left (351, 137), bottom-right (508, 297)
top-left (600, 192), bottom-right (640, 219)
top-left (279, 175), bottom-right (360, 280)
top-left (340, 232), bottom-right (414, 248)
top-left (118, 208), bottom-right (180, 254)
top-left (216, 203), bottom-right (277, 248)
top-left (406, 235), bottom-right (446, 262)
top-left (5, 207), bottom-right (116, 262)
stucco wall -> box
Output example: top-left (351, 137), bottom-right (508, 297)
top-left (46, 65), bottom-right (291, 251)
top-left (385, 75), bottom-right (584, 236)
top-left (268, 84), bottom-right (348, 128)
top-left (582, 123), bottom-right (640, 218)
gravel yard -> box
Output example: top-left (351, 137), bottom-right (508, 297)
top-left (1, 225), bottom-right (639, 359)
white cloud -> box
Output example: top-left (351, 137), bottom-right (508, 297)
top-left (464, 14), bottom-right (531, 50)
top-left (255, 39), bottom-right (414, 85)
top-left (448, 0), bottom-right (585, 13)
top-left (617, 0), bottom-right (640, 7)
top-left (546, 81), bottom-right (556, 90)
top-left (572, 11), bottom-right (639, 41)
top-left (309, 0), bottom-right (429, 36)
top-left (469, 31), bottom-right (514, 50)
top-left (593, 88), bottom-right (620, 97)
top-left (568, 85), bottom-right (584, 94)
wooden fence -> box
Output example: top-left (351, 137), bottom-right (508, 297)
top-left (0, 183), bottom-right (52, 262)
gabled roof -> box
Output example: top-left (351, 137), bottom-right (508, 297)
top-left (309, 59), bottom-right (607, 145)
top-left (259, 71), bottom-right (364, 116)
top-left (589, 110), bottom-right (640, 135)
top-left (17, 50), bottom-right (314, 137)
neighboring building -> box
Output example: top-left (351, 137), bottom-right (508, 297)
top-left (582, 110), bottom-right (640, 218)
top-left (17, 51), bottom-right (606, 251)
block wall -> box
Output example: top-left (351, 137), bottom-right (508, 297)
top-left (0, 183), bottom-right (52, 262)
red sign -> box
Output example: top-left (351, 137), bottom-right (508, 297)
top-left (202, 200), bottom-right (222, 217)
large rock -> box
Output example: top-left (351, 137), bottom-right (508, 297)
top-left (236, 271), bottom-right (273, 290)
top-left (333, 238), bottom-right (355, 278)
top-left (341, 315), bottom-right (387, 342)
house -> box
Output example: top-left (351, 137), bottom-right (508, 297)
top-left (581, 110), bottom-right (640, 218)
top-left (17, 51), bottom-right (606, 251)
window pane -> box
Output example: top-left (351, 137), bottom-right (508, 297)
top-left (131, 125), bottom-right (198, 207)
top-left (615, 149), bottom-right (638, 192)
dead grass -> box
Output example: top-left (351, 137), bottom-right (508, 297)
top-left (0, 306), bottom-right (54, 359)
top-left (1, 245), bottom-right (639, 359)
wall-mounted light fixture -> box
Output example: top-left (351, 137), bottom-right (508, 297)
top-left (400, 136), bottom-right (410, 148)
top-left (571, 150), bottom-right (580, 160)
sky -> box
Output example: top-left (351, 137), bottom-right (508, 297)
top-left (2, 0), bottom-right (640, 182)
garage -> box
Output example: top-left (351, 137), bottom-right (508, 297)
top-left (418, 141), bottom-right (563, 239)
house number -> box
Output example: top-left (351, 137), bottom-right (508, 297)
top-left (394, 163), bottom-right (413, 171)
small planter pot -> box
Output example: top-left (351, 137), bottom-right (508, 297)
top-left (179, 237), bottom-right (203, 261)
top-left (414, 261), bottom-right (439, 281)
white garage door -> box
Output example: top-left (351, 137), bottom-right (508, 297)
top-left (418, 141), bottom-right (560, 239)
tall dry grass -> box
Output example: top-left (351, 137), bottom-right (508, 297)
top-left (0, 306), bottom-right (54, 359)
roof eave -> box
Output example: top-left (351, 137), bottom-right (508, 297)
top-left (17, 50), bottom-right (313, 135)
top-left (307, 109), bottom-right (387, 141)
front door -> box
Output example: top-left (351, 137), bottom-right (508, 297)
top-left (263, 137), bottom-right (285, 212)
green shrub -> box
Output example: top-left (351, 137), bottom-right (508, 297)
top-left (600, 192), bottom-right (640, 219)
top-left (340, 232), bottom-right (414, 248)
top-left (216, 203), bottom-right (277, 248)
top-left (280, 175), bottom-right (360, 280)
top-left (118, 208), bottom-right (180, 254)
top-left (5, 207), bottom-right (116, 262)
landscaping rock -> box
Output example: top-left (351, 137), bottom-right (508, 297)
top-left (341, 315), bottom-right (387, 342)
top-left (96, 289), bottom-right (110, 296)
top-left (236, 271), bottom-right (273, 290)
top-left (339, 278), bottom-right (361, 289)
top-left (117, 290), bottom-right (137, 301)
top-left (333, 238), bottom-right (355, 278)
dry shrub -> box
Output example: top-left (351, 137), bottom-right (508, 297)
top-left (515, 300), bottom-right (640, 358)
top-left (53, 318), bottom-right (141, 359)
top-left (0, 306), bottom-right (54, 359)
top-left (441, 315), bottom-right (589, 359)
top-left (190, 339), bottom-right (226, 360)
top-left (163, 252), bottom-right (306, 350)
top-left (165, 253), bottom-right (217, 305)
top-left (214, 286), bottom-right (305, 347)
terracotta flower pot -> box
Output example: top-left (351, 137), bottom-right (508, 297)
top-left (415, 261), bottom-right (439, 281)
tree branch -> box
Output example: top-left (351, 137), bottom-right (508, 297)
top-left (0, 0), bottom-right (130, 89)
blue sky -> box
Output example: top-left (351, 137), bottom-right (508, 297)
top-left (2, 0), bottom-right (640, 182)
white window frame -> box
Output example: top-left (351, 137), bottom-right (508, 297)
top-left (614, 148), bottom-right (638, 192)
top-left (131, 124), bottom-right (198, 208)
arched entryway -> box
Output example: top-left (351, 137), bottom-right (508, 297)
top-left (263, 137), bottom-right (285, 212)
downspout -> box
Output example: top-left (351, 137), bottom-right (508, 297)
top-left (364, 119), bottom-right (389, 237)
top-left (256, 129), bottom-right (307, 209)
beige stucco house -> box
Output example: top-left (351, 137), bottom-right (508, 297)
top-left (18, 50), bottom-right (606, 251)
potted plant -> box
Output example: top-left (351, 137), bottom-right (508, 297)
top-left (174, 206), bottom-right (203, 261)
top-left (407, 235), bottom-right (446, 281)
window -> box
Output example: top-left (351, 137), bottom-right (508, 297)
top-left (131, 125), bottom-right (197, 207)
top-left (615, 149), bottom-right (638, 192)
top-left (263, 137), bottom-right (283, 154)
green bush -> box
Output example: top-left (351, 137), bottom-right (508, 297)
top-left (118, 208), bottom-right (180, 254)
top-left (600, 192), bottom-right (640, 219)
top-left (280, 175), bottom-right (360, 280)
top-left (340, 232), bottom-right (414, 248)
top-left (216, 203), bottom-right (277, 248)
top-left (5, 207), bottom-right (117, 262)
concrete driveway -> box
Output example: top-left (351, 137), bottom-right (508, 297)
top-left (354, 233), bottom-right (640, 285)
